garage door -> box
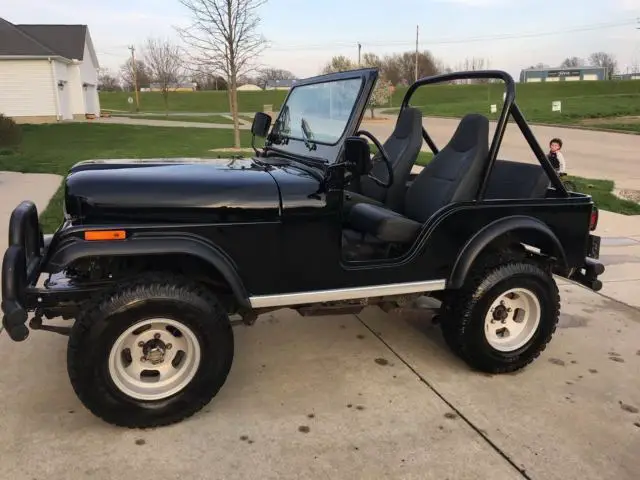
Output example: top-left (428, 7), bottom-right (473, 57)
top-left (58, 81), bottom-right (72, 120)
top-left (84, 85), bottom-right (98, 115)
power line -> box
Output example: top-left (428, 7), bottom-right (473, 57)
top-left (266, 18), bottom-right (636, 51)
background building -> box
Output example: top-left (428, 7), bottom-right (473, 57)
top-left (0, 17), bottom-right (100, 123)
top-left (519, 66), bottom-right (608, 83)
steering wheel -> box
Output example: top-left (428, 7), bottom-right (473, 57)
top-left (355, 129), bottom-right (394, 188)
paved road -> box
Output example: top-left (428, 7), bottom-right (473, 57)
top-left (1, 172), bottom-right (639, 479)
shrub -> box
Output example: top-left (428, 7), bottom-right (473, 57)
top-left (0, 113), bottom-right (22, 148)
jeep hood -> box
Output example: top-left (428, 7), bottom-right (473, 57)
top-left (64, 157), bottom-right (303, 223)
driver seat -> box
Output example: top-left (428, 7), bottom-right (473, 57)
top-left (344, 107), bottom-right (424, 213)
top-left (346, 113), bottom-right (489, 244)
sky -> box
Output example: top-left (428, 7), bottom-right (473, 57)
top-left (3, 0), bottom-right (640, 80)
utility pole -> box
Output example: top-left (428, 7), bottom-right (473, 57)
top-left (358, 42), bottom-right (362, 66)
top-left (128, 45), bottom-right (140, 112)
top-left (415, 25), bottom-right (419, 82)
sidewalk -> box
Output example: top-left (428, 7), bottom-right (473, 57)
top-left (591, 211), bottom-right (640, 309)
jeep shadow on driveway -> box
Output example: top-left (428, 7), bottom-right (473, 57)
top-left (1, 68), bottom-right (604, 428)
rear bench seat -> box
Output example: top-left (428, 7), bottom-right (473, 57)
top-left (484, 159), bottom-right (549, 200)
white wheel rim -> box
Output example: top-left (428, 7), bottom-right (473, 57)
top-left (108, 318), bottom-right (201, 401)
top-left (484, 288), bottom-right (541, 352)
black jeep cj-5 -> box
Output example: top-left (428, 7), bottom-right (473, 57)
top-left (1, 69), bottom-right (603, 428)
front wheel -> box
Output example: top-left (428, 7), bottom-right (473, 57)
top-left (440, 259), bottom-right (560, 374)
top-left (67, 273), bottom-right (234, 428)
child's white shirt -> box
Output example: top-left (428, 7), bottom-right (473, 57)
top-left (556, 151), bottom-right (566, 173)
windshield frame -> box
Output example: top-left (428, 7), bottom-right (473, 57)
top-left (264, 68), bottom-right (379, 165)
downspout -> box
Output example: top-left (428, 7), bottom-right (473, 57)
top-left (49, 57), bottom-right (61, 121)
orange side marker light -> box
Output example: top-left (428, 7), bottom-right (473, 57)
top-left (84, 230), bottom-right (127, 241)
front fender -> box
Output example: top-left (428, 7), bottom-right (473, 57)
top-left (448, 215), bottom-right (567, 290)
top-left (43, 231), bottom-right (250, 308)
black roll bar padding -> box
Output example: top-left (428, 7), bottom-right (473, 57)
top-left (398, 69), bottom-right (569, 199)
top-left (421, 126), bottom-right (439, 155)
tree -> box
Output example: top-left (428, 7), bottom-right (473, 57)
top-left (455, 57), bottom-right (490, 84)
top-left (120, 58), bottom-right (151, 91)
top-left (322, 55), bottom-right (356, 74)
top-left (192, 71), bottom-right (228, 90)
top-left (528, 62), bottom-right (549, 69)
top-left (560, 56), bottom-right (584, 68)
top-left (379, 51), bottom-right (443, 85)
top-left (177, 0), bottom-right (268, 149)
top-left (98, 68), bottom-right (121, 91)
top-left (589, 52), bottom-right (617, 79)
top-left (368, 79), bottom-right (392, 118)
top-left (361, 52), bottom-right (383, 70)
top-left (257, 67), bottom-right (295, 89)
top-left (142, 37), bottom-right (184, 114)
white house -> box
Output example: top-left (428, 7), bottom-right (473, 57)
top-left (0, 17), bottom-right (101, 123)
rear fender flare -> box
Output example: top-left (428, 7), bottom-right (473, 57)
top-left (45, 234), bottom-right (250, 308)
top-left (448, 215), bottom-right (567, 290)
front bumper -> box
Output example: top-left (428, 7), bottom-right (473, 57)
top-left (568, 234), bottom-right (604, 291)
top-left (1, 201), bottom-right (47, 341)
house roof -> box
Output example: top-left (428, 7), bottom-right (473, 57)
top-left (0, 17), bottom-right (87, 60)
top-left (17, 24), bottom-right (87, 60)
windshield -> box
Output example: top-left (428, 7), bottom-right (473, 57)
top-left (271, 77), bottom-right (364, 146)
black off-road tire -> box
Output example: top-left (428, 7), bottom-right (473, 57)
top-left (67, 273), bottom-right (234, 428)
top-left (440, 255), bottom-right (560, 374)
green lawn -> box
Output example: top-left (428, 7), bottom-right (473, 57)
top-left (102, 90), bottom-right (288, 114)
top-left (115, 114), bottom-right (236, 124)
top-left (0, 123), bottom-right (253, 232)
top-left (567, 176), bottom-right (640, 215)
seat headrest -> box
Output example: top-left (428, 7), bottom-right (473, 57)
top-left (392, 107), bottom-right (423, 139)
top-left (448, 114), bottom-right (489, 152)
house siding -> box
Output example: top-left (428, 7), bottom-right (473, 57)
top-left (0, 59), bottom-right (57, 118)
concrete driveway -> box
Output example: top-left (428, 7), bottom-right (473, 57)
top-left (0, 172), bottom-right (639, 480)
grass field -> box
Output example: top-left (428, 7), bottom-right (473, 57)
top-left (568, 176), bottom-right (640, 215)
top-left (114, 114), bottom-right (236, 124)
top-left (100, 80), bottom-right (640, 129)
top-left (1, 123), bottom-right (636, 231)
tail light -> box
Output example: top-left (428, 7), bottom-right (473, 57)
top-left (589, 206), bottom-right (599, 231)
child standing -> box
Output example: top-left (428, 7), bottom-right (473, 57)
top-left (547, 137), bottom-right (567, 175)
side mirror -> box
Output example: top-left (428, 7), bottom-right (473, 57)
top-left (343, 136), bottom-right (372, 175)
top-left (251, 112), bottom-right (272, 138)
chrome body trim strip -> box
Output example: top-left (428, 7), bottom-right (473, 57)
top-left (248, 279), bottom-right (447, 309)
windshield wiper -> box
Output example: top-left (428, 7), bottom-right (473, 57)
top-left (301, 117), bottom-right (318, 151)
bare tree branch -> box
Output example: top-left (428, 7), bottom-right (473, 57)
top-left (142, 37), bottom-right (185, 113)
top-left (176, 0), bottom-right (268, 148)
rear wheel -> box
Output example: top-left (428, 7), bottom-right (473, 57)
top-left (440, 258), bottom-right (559, 374)
top-left (67, 273), bottom-right (234, 428)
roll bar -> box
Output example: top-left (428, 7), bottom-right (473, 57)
top-left (399, 70), bottom-right (568, 198)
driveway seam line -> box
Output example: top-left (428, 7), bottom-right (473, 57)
top-left (355, 313), bottom-right (531, 480)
